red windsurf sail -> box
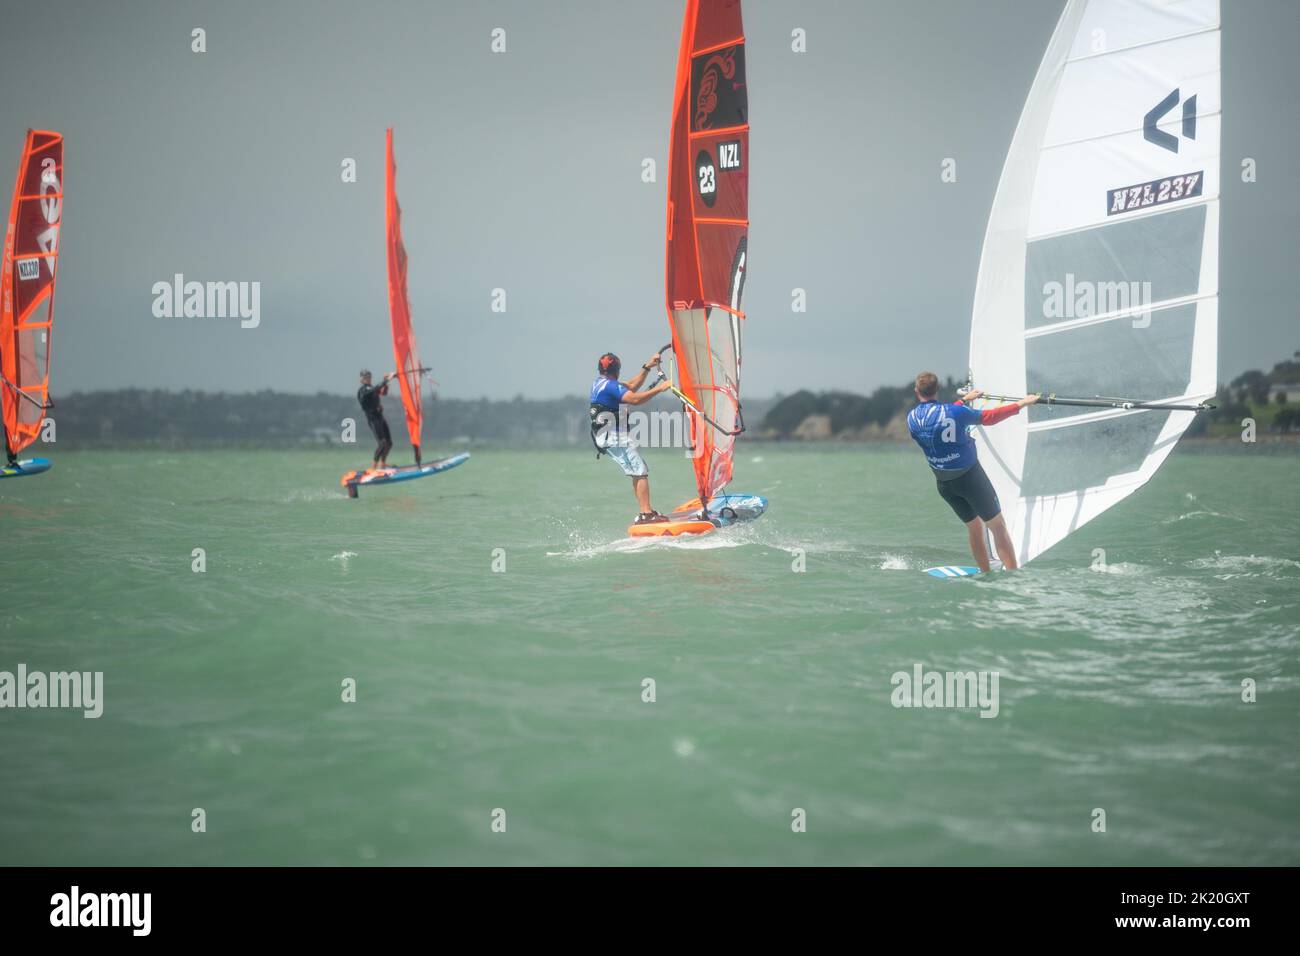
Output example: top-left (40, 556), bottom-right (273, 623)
top-left (386, 127), bottom-right (423, 462)
top-left (664, 0), bottom-right (749, 505)
top-left (1, 129), bottom-right (63, 457)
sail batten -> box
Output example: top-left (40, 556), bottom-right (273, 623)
top-left (969, 0), bottom-right (1220, 565)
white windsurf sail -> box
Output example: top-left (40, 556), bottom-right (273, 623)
top-left (968, 0), bottom-right (1220, 565)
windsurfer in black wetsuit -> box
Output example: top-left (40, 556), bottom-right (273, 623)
top-left (357, 369), bottom-right (396, 471)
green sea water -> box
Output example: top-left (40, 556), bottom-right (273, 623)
top-left (1, 444), bottom-right (1297, 866)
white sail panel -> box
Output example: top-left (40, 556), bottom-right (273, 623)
top-left (1034, 25), bottom-right (1221, 238)
top-left (1067, 0), bottom-right (1219, 59)
top-left (969, 0), bottom-right (1220, 566)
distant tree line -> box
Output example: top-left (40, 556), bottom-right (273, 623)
top-left (35, 353), bottom-right (1299, 449)
top-left (760, 376), bottom-right (957, 438)
top-left (43, 390), bottom-right (777, 449)
top-left (1186, 352), bottom-right (1300, 436)
top-left (46, 390), bottom-right (589, 448)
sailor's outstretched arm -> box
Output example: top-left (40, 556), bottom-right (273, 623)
top-left (622, 381), bottom-right (673, 406)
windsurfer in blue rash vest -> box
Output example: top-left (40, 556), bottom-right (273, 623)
top-left (590, 351), bottom-right (674, 524)
top-left (907, 371), bottom-right (1039, 572)
top-left (357, 369), bottom-right (396, 471)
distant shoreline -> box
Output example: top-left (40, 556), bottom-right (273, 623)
top-left (33, 386), bottom-right (1299, 450)
top-left (29, 435), bottom-right (1297, 452)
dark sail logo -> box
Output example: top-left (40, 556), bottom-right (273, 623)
top-left (693, 46), bottom-right (746, 131)
top-left (1144, 88), bottom-right (1197, 153)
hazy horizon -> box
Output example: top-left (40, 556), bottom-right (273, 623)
top-left (3, 0), bottom-right (1295, 398)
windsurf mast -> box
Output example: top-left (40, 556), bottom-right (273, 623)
top-left (1, 129), bottom-right (62, 458)
top-left (664, 0), bottom-right (750, 510)
top-left (385, 127), bottom-right (423, 465)
top-left (967, 0), bottom-right (1220, 565)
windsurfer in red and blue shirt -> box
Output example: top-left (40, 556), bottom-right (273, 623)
top-left (590, 351), bottom-right (674, 524)
top-left (907, 371), bottom-right (1039, 571)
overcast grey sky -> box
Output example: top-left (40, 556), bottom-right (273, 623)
top-left (2, 0), bottom-right (1295, 398)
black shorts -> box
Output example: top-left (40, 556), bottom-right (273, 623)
top-left (935, 461), bottom-right (1001, 524)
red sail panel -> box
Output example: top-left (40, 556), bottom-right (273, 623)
top-left (665, 0), bottom-right (748, 503)
top-left (0, 129), bottom-right (62, 457)
top-left (386, 127), bottom-right (422, 455)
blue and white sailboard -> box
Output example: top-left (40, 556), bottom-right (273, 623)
top-left (0, 457), bottom-right (51, 480)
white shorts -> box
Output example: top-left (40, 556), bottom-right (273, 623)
top-left (603, 437), bottom-right (648, 477)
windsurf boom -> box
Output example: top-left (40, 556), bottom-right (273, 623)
top-left (1, 130), bottom-right (62, 467)
top-left (967, 0), bottom-right (1220, 565)
top-left (649, 0), bottom-right (762, 534)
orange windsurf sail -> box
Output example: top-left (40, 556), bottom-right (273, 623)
top-left (664, 0), bottom-right (749, 505)
top-left (386, 127), bottom-right (423, 462)
top-left (1, 129), bottom-right (63, 457)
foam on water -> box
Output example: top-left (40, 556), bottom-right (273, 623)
top-left (1188, 552), bottom-right (1300, 576)
top-left (548, 520), bottom-right (767, 559)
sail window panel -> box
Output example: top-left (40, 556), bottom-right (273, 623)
top-left (13, 274), bottom-right (56, 326)
top-left (16, 326), bottom-right (48, 386)
top-left (13, 322), bottom-right (47, 429)
top-left (703, 307), bottom-right (740, 430)
top-left (16, 396), bottom-right (43, 429)
top-left (1025, 204), bottom-right (1207, 328)
top-left (696, 225), bottom-right (747, 318)
top-left (672, 307), bottom-right (711, 393)
top-left (1025, 302), bottom-right (1197, 421)
top-left (1021, 410), bottom-right (1171, 497)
